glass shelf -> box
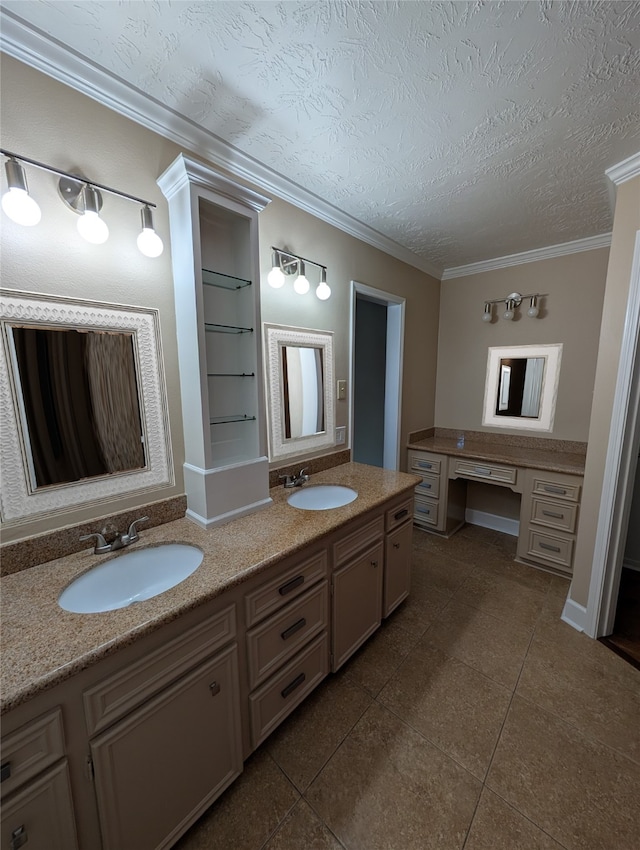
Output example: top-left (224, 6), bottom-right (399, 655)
top-left (204, 323), bottom-right (253, 334)
top-left (210, 414), bottom-right (257, 425)
top-left (207, 372), bottom-right (255, 378)
top-left (202, 269), bottom-right (252, 290)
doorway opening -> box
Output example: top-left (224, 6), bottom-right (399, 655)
top-left (350, 281), bottom-right (405, 470)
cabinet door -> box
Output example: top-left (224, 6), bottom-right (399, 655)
top-left (1, 761), bottom-right (78, 850)
top-left (332, 542), bottom-right (383, 671)
top-left (91, 644), bottom-right (242, 850)
top-left (384, 521), bottom-right (413, 617)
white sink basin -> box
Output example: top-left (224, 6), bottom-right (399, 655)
top-left (58, 544), bottom-right (204, 614)
top-left (287, 485), bottom-right (358, 511)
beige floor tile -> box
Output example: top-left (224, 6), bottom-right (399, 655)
top-left (263, 799), bottom-right (343, 850)
top-left (453, 569), bottom-right (546, 630)
top-left (487, 696), bottom-right (640, 850)
top-left (517, 632), bottom-right (640, 763)
top-left (173, 749), bottom-right (298, 850)
top-left (465, 788), bottom-right (566, 850)
top-left (413, 528), bottom-right (497, 567)
top-left (378, 641), bottom-right (512, 779)
top-left (342, 616), bottom-right (419, 697)
top-left (425, 598), bottom-right (532, 688)
top-left (266, 672), bottom-right (372, 791)
top-left (547, 574), bottom-right (571, 600)
top-left (411, 549), bottom-right (474, 596)
top-left (474, 552), bottom-right (552, 594)
top-left (306, 702), bottom-right (481, 850)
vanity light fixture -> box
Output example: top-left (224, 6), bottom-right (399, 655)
top-left (1, 149), bottom-right (163, 257)
top-left (482, 291), bottom-right (546, 323)
top-left (268, 247), bottom-right (330, 300)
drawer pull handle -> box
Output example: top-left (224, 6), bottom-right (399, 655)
top-left (419, 482), bottom-right (432, 490)
top-left (474, 467), bottom-right (491, 476)
top-left (281, 672), bottom-right (306, 699)
top-left (209, 681), bottom-right (221, 697)
top-left (281, 618), bottom-right (307, 641)
top-left (416, 507), bottom-right (431, 514)
top-left (543, 485), bottom-right (567, 495)
top-left (10, 826), bottom-right (27, 850)
top-left (417, 462), bottom-right (433, 469)
top-left (539, 542), bottom-right (562, 553)
top-left (394, 508), bottom-right (409, 520)
top-left (393, 542), bottom-right (401, 549)
top-left (542, 510), bottom-right (564, 519)
top-left (279, 575), bottom-right (304, 596)
top-left (1, 761), bottom-right (10, 782)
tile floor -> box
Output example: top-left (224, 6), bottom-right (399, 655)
top-left (175, 525), bottom-right (640, 850)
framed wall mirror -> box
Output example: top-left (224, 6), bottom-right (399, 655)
top-left (263, 323), bottom-right (335, 460)
top-left (0, 290), bottom-right (173, 524)
top-left (482, 343), bottom-right (563, 432)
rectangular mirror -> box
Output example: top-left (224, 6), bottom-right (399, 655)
top-left (482, 344), bottom-right (563, 432)
top-left (264, 324), bottom-right (335, 460)
top-left (1, 290), bottom-right (173, 524)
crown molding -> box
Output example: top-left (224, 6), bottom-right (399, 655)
top-left (606, 151), bottom-right (640, 186)
top-left (0, 11), bottom-right (442, 280)
top-left (441, 232), bottom-right (612, 280)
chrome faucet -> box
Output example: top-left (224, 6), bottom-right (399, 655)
top-left (279, 468), bottom-right (310, 489)
top-left (80, 516), bottom-right (149, 554)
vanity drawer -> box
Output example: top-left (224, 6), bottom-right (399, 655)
top-left (408, 452), bottom-right (442, 476)
top-left (415, 474), bottom-right (440, 499)
top-left (333, 516), bottom-right (384, 567)
top-left (1, 710), bottom-right (65, 799)
top-left (84, 605), bottom-right (236, 736)
top-left (385, 497), bottom-right (413, 532)
top-left (526, 529), bottom-right (574, 570)
top-left (246, 581), bottom-right (329, 689)
top-left (531, 498), bottom-right (578, 533)
top-left (245, 550), bottom-right (328, 628)
top-left (413, 496), bottom-right (439, 528)
top-left (531, 476), bottom-right (581, 502)
top-left (249, 633), bottom-right (329, 748)
top-left (452, 459), bottom-right (517, 486)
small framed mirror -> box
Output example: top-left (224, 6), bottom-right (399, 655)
top-left (1, 290), bottom-right (173, 523)
top-left (482, 343), bottom-right (563, 432)
top-left (263, 323), bottom-right (335, 460)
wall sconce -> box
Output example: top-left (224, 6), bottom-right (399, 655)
top-left (268, 247), bottom-right (331, 301)
top-left (1, 149), bottom-right (164, 258)
top-left (482, 291), bottom-right (545, 323)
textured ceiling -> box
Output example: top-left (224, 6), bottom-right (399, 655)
top-left (2, 0), bottom-right (639, 274)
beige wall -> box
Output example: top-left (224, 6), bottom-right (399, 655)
top-left (435, 250), bottom-right (609, 441)
top-left (0, 56), bottom-right (439, 542)
top-left (571, 175), bottom-right (640, 606)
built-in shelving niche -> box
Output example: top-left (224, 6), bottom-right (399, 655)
top-left (158, 154), bottom-right (272, 528)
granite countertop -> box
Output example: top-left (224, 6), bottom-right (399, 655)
top-left (407, 436), bottom-right (586, 476)
top-left (0, 462), bottom-right (418, 715)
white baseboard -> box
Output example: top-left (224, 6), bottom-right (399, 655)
top-left (465, 509), bottom-right (519, 537)
top-left (561, 597), bottom-right (588, 633)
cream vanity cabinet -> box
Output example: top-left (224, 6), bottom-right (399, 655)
top-left (158, 154), bottom-right (272, 529)
top-left (85, 605), bottom-right (242, 850)
top-left (408, 450), bottom-right (465, 537)
top-left (1, 709), bottom-right (78, 850)
top-left (516, 469), bottom-right (583, 576)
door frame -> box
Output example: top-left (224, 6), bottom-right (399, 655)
top-left (585, 231), bottom-right (640, 637)
top-left (350, 281), bottom-right (405, 470)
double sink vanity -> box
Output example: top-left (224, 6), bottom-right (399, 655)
top-left (0, 463), bottom-right (417, 850)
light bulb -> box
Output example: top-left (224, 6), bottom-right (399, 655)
top-left (293, 260), bottom-right (309, 295)
top-left (2, 159), bottom-right (41, 226)
top-left (137, 206), bottom-right (163, 257)
top-left (527, 296), bottom-right (539, 318)
top-left (77, 186), bottom-right (108, 244)
top-left (316, 268), bottom-right (331, 300)
top-left (267, 266), bottom-right (285, 288)
top-left (482, 302), bottom-right (492, 323)
top-left (503, 300), bottom-right (514, 321)
top-left (77, 210), bottom-right (109, 244)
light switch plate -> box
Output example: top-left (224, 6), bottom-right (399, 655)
top-left (337, 379), bottom-right (347, 400)
top-left (336, 426), bottom-right (346, 445)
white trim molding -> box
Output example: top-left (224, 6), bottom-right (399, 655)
top-left (465, 509), bottom-right (519, 537)
top-left (0, 9), bottom-right (440, 280)
top-left (606, 151), bottom-right (640, 186)
top-left (561, 597), bottom-right (588, 633)
top-left (442, 233), bottom-right (612, 280)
